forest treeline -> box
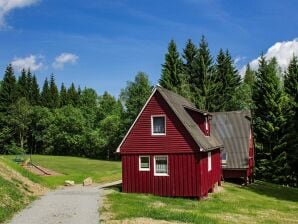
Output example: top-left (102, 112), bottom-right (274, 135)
top-left (0, 36), bottom-right (297, 186)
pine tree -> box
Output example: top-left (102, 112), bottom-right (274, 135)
top-left (17, 69), bottom-right (29, 100)
top-left (49, 74), bottom-right (59, 108)
top-left (30, 75), bottom-right (40, 106)
top-left (67, 83), bottom-right (79, 106)
top-left (60, 83), bottom-right (68, 107)
top-left (41, 78), bottom-right (51, 107)
top-left (181, 39), bottom-right (197, 99)
top-left (244, 64), bottom-right (256, 86)
top-left (252, 55), bottom-right (286, 183)
top-left (159, 40), bottom-right (183, 91)
top-left (283, 55), bottom-right (298, 186)
top-left (0, 64), bottom-right (18, 112)
top-left (190, 36), bottom-right (213, 110)
top-left (208, 49), bottom-right (241, 111)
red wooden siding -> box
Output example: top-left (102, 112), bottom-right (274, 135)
top-left (121, 91), bottom-right (199, 154)
top-left (199, 149), bottom-right (221, 195)
top-left (248, 128), bottom-right (254, 177)
top-left (122, 153), bottom-right (201, 197)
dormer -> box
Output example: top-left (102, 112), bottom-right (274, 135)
top-left (184, 106), bottom-right (211, 136)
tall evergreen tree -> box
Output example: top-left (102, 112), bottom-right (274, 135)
top-left (159, 40), bottom-right (183, 92)
top-left (41, 78), bottom-right (51, 107)
top-left (0, 64), bottom-right (17, 112)
top-left (60, 83), bottom-right (68, 107)
top-left (49, 74), bottom-right (59, 108)
top-left (252, 56), bottom-right (287, 183)
top-left (208, 49), bottom-right (241, 111)
top-left (283, 55), bottom-right (298, 186)
top-left (190, 36), bottom-right (213, 110)
top-left (67, 83), bottom-right (79, 106)
top-left (30, 74), bottom-right (40, 105)
top-left (17, 69), bottom-right (30, 100)
top-left (244, 64), bottom-right (256, 86)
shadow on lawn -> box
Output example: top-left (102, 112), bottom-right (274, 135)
top-left (244, 181), bottom-right (298, 202)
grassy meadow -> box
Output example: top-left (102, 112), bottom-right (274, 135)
top-left (103, 181), bottom-right (298, 224)
top-left (2, 155), bottom-right (121, 188)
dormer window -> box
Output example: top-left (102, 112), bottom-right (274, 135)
top-left (205, 117), bottom-right (209, 133)
top-left (221, 152), bottom-right (227, 165)
top-left (151, 115), bottom-right (166, 135)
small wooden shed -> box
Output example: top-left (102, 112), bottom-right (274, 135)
top-left (116, 86), bottom-right (223, 198)
top-left (211, 111), bottom-right (254, 184)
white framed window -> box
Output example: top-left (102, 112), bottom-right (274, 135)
top-left (205, 117), bottom-right (209, 132)
top-left (221, 152), bottom-right (227, 165)
top-left (151, 115), bottom-right (166, 135)
top-left (139, 156), bottom-right (150, 171)
top-left (154, 155), bottom-right (168, 176)
top-left (208, 152), bottom-right (212, 171)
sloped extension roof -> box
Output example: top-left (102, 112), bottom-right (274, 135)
top-left (157, 86), bottom-right (222, 151)
top-left (211, 110), bottom-right (251, 169)
top-left (116, 86), bottom-right (223, 153)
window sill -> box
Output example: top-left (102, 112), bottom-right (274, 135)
top-left (139, 169), bottom-right (150, 171)
top-left (154, 173), bottom-right (169, 177)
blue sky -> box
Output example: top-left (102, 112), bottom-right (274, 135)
top-left (0, 0), bottom-right (298, 96)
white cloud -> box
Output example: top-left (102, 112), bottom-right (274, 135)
top-left (11, 54), bottom-right (43, 72)
top-left (240, 39), bottom-right (298, 76)
top-left (53, 53), bottom-right (78, 69)
top-left (0, 0), bottom-right (39, 27)
top-left (234, 56), bottom-right (246, 65)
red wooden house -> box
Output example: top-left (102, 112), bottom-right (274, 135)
top-left (116, 86), bottom-right (223, 198)
top-left (211, 111), bottom-right (254, 184)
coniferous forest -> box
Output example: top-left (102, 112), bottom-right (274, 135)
top-left (0, 36), bottom-right (297, 186)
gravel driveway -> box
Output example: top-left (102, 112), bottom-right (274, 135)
top-left (9, 185), bottom-right (102, 224)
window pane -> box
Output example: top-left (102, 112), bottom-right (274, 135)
top-left (153, 117), bottom-right (165, 134)
top-left (221, 152), bottom-right (227, 161)
top-left (140, 157), bottom-right (149, 168)
top-left (155, 157), bottom-right (167, 173)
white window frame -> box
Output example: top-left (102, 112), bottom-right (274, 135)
top-left (221, 152), bottom-right (227, 165)
top-left (154, 155), bottom-right (169, 176)
top-left (208, 152), bottom-right (212, 171)
top-left (151, 115), bottom-right (166, 136)
top-left (139, 156), bottom-right (150, 171)
top-left (205, 117), bottom-right (209, 132)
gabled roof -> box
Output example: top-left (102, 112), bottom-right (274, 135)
top-left (116, 86), bottom-right (223, 153)
top-left (211, 110), bottom-right (252, 169)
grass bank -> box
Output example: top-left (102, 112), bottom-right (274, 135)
top-left (3, 155), bottom-right (121, 188)
top-left (103, 181), bottom-right (298, 224)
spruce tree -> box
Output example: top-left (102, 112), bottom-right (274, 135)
top-left (208, 49), bottom-right (241, 111)
top-left (49, 74), bottom-right (59, 108)
top-left (283, 55), bottom-right (298, 185)
top-left (0, 64), bottom-right (17, 112)
top-left (41, 78), bottom-right (51, 107)
top-left (60, 83), bottom-right (68, 107)
top-left (159, 40), bottom-right (183, 92)
top-left (252, 55), bottom-right (286, 182)
top-left (30, 75), bottom-right (40, 105)
top-left (244, 64), bottom-right (256, 86)
top-left (67, 83), bottom-right (79, 106)
top-left (190, 36), bottom-right (213, 110)
top-left (17, 69), bottom-right (29, 100)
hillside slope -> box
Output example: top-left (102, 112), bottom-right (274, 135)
top-left (0, 160), bottom-right (47, 223)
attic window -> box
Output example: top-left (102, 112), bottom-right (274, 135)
top-left (151, 115), bottom-right (166, 135)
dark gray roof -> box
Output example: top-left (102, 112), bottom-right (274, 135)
top-left (211, 110), bottom-right (251, 169)
top-left (157, 86), bottom-right (223, 151)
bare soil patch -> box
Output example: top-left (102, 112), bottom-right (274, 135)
top-left (23, 164), bottom-right (62, 176)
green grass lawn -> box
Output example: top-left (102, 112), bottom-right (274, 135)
top-left (2, 155), bottom-right (121, 188)
top-left (104, 181), bottom-right (298, 224)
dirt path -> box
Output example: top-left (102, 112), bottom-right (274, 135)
top-left (9, 185), bottom-right (102, 224)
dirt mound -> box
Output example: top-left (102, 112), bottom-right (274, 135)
top-left (0, 161), bottom-right (48, 196)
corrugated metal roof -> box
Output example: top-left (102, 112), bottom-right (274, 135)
top-left (211, 110), bottom-right (251, 169)
top-left (157, 86), bottom-right (223, 151)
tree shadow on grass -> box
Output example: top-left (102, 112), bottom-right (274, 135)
top-left (244, 181), bottom-right (298, 202)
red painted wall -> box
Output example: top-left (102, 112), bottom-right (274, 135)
top-left (120, 90), bottom-right (221, 198)
top-left (121, 91), bottom-right (198, 154)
